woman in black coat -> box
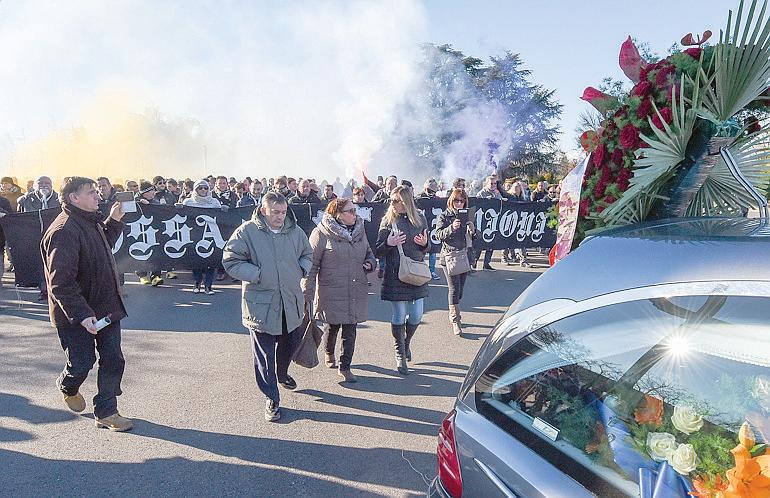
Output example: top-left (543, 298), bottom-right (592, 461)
top-left (435, 189), bottom-right (476, 336)
top-left (374, 186), bottom-right (430, 374)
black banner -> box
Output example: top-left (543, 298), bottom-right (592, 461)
top-left (0, 199), bottom-right (554, 286)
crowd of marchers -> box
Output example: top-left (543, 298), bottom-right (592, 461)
top-left (1, 173), bottom-right (556, 426)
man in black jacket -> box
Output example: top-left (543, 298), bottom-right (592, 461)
top-left (17, 176), bottom-right (61, 213)
top-left (152, 176), bottom-right (178, 205)
top-left (288, 179), bottom-right (321, 204)
top-left (97, 177), bottom-right (117, 204)
top-left (213, 175), bottom-right (237, 209)
top-left (41, 177), bottom-right (132, 432)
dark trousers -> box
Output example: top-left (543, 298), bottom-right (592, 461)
top-left (325, 323), bottom-right (358, 371)
top-left (56, 320), bottom-right (125, 419)
top-left (250, 312), bottom-right (301, 404)
top-left (192, 268), bottom-right (215, 288)
top-left (444, 270), bottom-right (468, 305)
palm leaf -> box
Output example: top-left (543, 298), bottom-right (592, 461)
top-left (701, 0), bottom-right (770, 121)
top-left (687, 128), bottom-right (770, 216)
top-left (601, 76), bottom-right (699, 225)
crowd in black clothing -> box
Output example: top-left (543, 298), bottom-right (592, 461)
top-left (1, 172), bottom-right (559, 293)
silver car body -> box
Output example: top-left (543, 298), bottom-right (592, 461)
top-left (434, 218), bottom-right (770, 497)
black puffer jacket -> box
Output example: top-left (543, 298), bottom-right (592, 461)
top-left (375, 212), bottom-right (431, 301)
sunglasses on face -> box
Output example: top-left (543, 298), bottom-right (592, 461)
top-left (390, 198), bottom-right (402, 204)
top-left (452, 199), bottom-right (465, 203)
top-left (197, 186), bottom-right (209, 191)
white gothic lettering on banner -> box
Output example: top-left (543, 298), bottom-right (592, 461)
top-left (162, 214), bottom-right (193, 259)
top-left (195, 215), bottom-right (226, 258)
top-left (126, 215), bottom-right (159, 260)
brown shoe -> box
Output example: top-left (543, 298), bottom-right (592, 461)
top-left (95, 413), bottom-right (134, 432)
top-left (338, 369), bottom-right (357, 383)
top-left (324, 353), bottom-right (337, 368)
top-left (63, 392), bottom-right (86, 413)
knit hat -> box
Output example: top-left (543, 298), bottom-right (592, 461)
top-left (138, 181), bottom-right (155, 195)
top-left (194, 179), bottom-right (210, 191)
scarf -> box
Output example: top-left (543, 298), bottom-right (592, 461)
top-left (193, 180), bottom-right (217, 206)
top-left (36, 189), bottom-right (53, 209)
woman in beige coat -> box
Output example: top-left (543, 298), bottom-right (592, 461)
top-left (303, 198), bottom-right (376, 382)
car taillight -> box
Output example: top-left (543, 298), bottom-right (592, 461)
top-left (437, 409), bottom-right (462, 498)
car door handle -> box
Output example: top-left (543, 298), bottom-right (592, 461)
top-left (474, 458), bottom-right (519, 498)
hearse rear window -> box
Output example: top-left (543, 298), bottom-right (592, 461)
top-left (476, 296), bottom-right (770, 497)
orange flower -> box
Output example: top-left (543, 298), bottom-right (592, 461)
top-left (690, 474), bottom-right (727, 498)
top-left (634, 395), bottom-right (664, 426)
top-left (586, 421), bottom-right (606, 454)
top-left (723, 422), bottom-right (770, 498)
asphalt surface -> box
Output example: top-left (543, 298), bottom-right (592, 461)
top-left (0, 255), bottom-right (547, 497)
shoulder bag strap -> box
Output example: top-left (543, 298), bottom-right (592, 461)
top-left (391, 222), bottom-right (407, 258)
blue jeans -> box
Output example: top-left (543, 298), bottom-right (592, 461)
top-left (193, 268), bottom-right (215, 288)
top-left (428, 252), bottom-right (437, 274)
top-left (390, 298), bottom-right (424, 325)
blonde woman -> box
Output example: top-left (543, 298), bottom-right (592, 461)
top-left (374, 186), bottom-right (430, 374)
top-left (303, 198), bottom-right (376, 382)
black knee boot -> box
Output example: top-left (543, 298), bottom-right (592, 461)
top-left (404, 322), bottom-right (419, 362)
top-left (390, 323), bottom-right (408, 374)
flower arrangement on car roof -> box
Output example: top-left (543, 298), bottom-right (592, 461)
top-left (574, 0), bottom-right (770, 243)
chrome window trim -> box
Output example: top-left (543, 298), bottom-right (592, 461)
top-left (525, 280), bottom-right (770, 336)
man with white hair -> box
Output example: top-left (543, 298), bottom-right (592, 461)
top-left (223, 192), bottom-right (312, 422)
top-left (17, 176), bottom-right (60, 213)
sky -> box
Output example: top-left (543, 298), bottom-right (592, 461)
top-left (0, 0), bottom-right (733, 184)
top-left (423, 0), bottom-right (728, 150)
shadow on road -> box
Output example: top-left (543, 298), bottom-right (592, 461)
top-left (346, 363), bottom-right (462, 398)
top-left (0, 447), bottom-right (428, 497)
top-left (294, 388), bottom-right (445, 434)
top-left (0, 392), bottom-right (76, 425)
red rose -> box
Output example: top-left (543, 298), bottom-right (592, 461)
top-left (592, 144), bottom-right (607, 166)
top-left (631, 81), bottom-right (653, 97)
top-left (652, 107), bottom-right (673, 129)
top-left (616, 168), bottom-right (633, 191)
top-left (604, 194), bottom-right (617, 204)
top-left (594, 176), bottom-right (609, 198)
top-left (683, 47), bottom-right (702, 59)
top-left (619, 124), bottom-right (640, 149)
top-left (596, 205), bottom-right (606, 213)
top-left (611, 148), bottom-right (624, 166)
top-left (656, 65), bottom-right (675, 87)
top-left (579, 199), bottom-right (589, 217)
top-left (636, 98), bottom-right (653, 119)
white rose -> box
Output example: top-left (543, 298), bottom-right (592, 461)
top-left (671, 405), bottom-right (703, 435)
top-left (667, 443), bottom-right (698, 475)
top-left (646, 432), bottom-right (677, 462)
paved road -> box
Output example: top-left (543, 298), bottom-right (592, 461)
top-left (0, 256), bottom-right (547, 497)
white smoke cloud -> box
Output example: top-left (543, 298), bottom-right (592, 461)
top-left (0, 0), bottom-right (428, 184)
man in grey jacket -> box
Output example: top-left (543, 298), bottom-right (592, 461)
top-left (223, 192), bottom-right (313, 422)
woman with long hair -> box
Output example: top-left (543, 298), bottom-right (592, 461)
top-left (304, 198), bottom-right (376, 382)
top-left (435, 189), bottom-right (476, 335)
top-left (374, 186), bottom-right (430, 374)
